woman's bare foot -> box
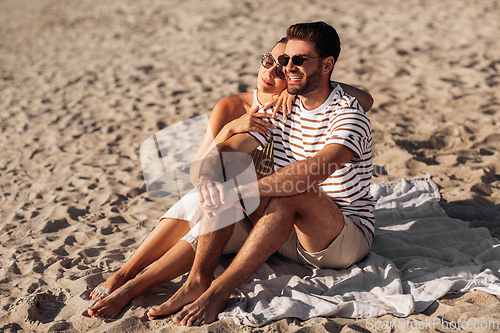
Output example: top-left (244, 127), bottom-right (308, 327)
top-left (147, 279), bottom-right (210, 319)
top-left (87, 279), bottom-right (138, 319)
top-left (172, 285), bottom-right (232, 327)
top-left (90, 271), bottom-right (129, 300)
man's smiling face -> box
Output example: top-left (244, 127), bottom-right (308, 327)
top-left (282, 39), bottom-right (323, 96)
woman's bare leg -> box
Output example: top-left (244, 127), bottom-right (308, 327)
top-left (90, 218), bottom-right (191, 299)
top-left (88, 239), bottom-right (195, 318)
top-left (147, 208), bottom-right (238, 319)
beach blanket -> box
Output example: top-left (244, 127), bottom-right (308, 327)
top-left (218, 175), bottom-right (500, 326)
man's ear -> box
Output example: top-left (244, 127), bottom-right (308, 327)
top-left (323, 56), bottom-right (335, 74)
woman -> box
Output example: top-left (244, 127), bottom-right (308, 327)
top-left (87, 38), bottom-right (373, 319)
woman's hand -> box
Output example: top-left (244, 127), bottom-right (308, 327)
top-left (224, 113), bottom-right (276, 137)
top-left (249, 91), bottom-right (296, 119)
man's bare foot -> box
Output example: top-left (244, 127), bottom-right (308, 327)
top-left (87, 280), bottom-right (137, 319)
top-left (172, 285), bottom-right (232, 327)
top-left (90, 271), bottom-right (129, 300)
top-left (147, 279), bottom-right (209, 319)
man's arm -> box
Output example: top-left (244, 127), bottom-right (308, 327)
top-left (199, 139), bottom-right (354, 217)
top-left (238, 143), bottom-right (354, 199)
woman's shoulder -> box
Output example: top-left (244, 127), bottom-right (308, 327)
top-left (214, 92), bottom-right (253, 114)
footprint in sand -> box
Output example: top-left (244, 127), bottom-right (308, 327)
top-left (8, 289), bottom-right (69, 325)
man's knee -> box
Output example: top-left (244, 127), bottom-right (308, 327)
top-left (268, 195), bottom-right (293, 209)
top-left (274, 188), bottom-right (323, 206)
top-left (260, 189), bottom-right (333, 221)
top-left (264, 193), bottom-right (307, 216)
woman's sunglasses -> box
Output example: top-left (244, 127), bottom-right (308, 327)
top-left (261, 53), bottom-right (286, 80)
top-left (277, 54), bottom-right (321, 67)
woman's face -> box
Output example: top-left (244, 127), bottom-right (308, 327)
top-left (257, 42), bottom-right (287, 95)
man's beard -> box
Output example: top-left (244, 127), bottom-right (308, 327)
top-left (286, 66), bottom-right (322, 96)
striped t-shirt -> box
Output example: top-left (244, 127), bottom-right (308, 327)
top-left (248, 84), bottom-right (375, 233)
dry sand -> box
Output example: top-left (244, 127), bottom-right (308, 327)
top-left (1, 0), bottom-right (500, 332)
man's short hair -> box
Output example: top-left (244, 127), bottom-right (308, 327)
top-left (286, 21), bottom-right (341, 62)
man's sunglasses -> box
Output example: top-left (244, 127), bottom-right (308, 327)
top-left (261, 53), bottom-right (286, 80)
top-left (277, 54), bottom-right (321, 67)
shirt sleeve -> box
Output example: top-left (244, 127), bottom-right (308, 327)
top-left (326, 107), bottom-right (372, 160)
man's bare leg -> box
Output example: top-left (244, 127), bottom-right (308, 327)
top-left (90, 218), bottom-right (191, 299)
top-left (88, 239), bottom-right (195, 318)
top-left (147, 207), bottom-right (238, 319)
top-left (172, 189), bottom-right (344, 326)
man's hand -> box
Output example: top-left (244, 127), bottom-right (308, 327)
top-left (197, 177), bottom-right (240, 218)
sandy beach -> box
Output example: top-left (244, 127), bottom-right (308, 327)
top-left (1, 0), bottom-right (500, 332)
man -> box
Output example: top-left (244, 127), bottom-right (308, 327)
top-left (147, 21), bottom-right (375, 326)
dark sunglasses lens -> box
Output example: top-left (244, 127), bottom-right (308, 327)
top-left (276, 65), bottom-right (285, 80)
top-left (261, 54), bottom-right (275, 69)
top-left (291, 55), bottom-right (305, 66)
top-left (277, 55), bottom-right (288, 66)
top-left (278, 55), bottom-right (306, 66)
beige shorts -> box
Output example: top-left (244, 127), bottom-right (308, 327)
top-left (278, 215), bottom-right (373, 269)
